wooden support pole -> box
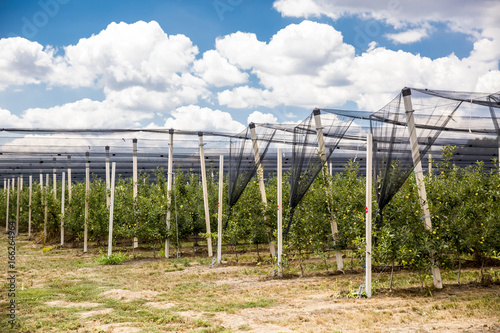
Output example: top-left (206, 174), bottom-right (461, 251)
top-left (28, 175), bottom-right (32, 238)
top-left (217, 155), bottom-right (224, 264)
top-left (132, 139), bottom-right (138, 249)
top-left (277, 148), bottom-right (283, 277)
top-left (198, 133), bottom-right (213, 257)
top-left (402, 87), bottom-right (442, 289)
top-left (166, 129), bottom-right (174, 258)
top-left (249, 123), bottom-right (275, 256)
top-left (16, 177), bottom-right (20, 236)
top-left (5, 179), bottom-right (10, 232)
top-left (61, 172), bottom-right (65, 246)
top-left (108, 162), bottom-right (116, 256)
top-left (84, 152), bottom-right (89, 253)
top-left (313, 108), bottom-right (344, 271)
top-left (365, 133), bottom-right (373, 298)
top-left (105, 146), bottom-right (110, 208)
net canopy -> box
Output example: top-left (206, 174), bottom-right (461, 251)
top-left (227, 124), bottom-right (276, 217)
top-left (325, 87), bottom-right (500, 229)
top-left (285, 110), bottom-right (354, 237)
top-left (1, 87), bottom-right (499, 227)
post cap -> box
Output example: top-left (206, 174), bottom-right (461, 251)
top-left (313, 108), bottom-right (321, 116)
top-left (133, 138), bottom-right (137, 143)
top-left (249, 122), bottom-right (255, 129)
top-left (198, 132), bottom-right (203, 137)
top-left (402, 87), bottom-right (411, 97)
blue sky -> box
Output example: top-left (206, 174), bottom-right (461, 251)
top-left (0, 0), bottom-right (498, 132)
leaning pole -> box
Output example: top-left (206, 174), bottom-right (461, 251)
top-left (313, 109), bottom-right (344, 271)
top-left (402, 87), bottom-right (442, 289)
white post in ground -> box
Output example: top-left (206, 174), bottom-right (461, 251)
top-left (165, 129), bottom-right (174, 258)
top-left (60, 172), bottom-right (65, 246)
top-left (5, 179), bottom-right (10, 232)
top-left (217, 155), bottom-right (224, 264)
top-left (84, 152), bottom-right (90, 253)
top-left (249, 123), bottom-right (275, 256)
top-left (105, 146), bottom-right (110, 208)
top-left (277, 148), bottom-right (283, 277)
top-left (28, 175), bottom-right (32, 238)
top-left (198, 133), bottom-right (213, 257)
top-left (313, 108), bottom-right (344, 271)
top-left (16, 177), bottom-right (20, 236)
top-left (44, 174), bottom-right (49, 243)
top-left (132, 138), bottom-right (138, 249)
top-left (3, 178), bottom-right (5, 192)
top-left (108, 162), bottom-right (116, 256)
top-left (365, 133), bottom-right (373, 298)
top-left (402, 87), bottom-right (442, 289)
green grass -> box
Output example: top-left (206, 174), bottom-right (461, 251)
top-left (95, 251), bottom-right (129, 265)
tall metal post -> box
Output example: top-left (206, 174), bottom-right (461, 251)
top-left (199, 133), bottom-right (213, 257)
top-left (105, 146), bottom-right (110, 208)
top-left (108, 162), bottom-right (116, 256)
top-left (16, 177), bottom-right (20, 236)
top-left (277, 148), bottom-right (283, 277)
top-left (365, 133), bottom-right (373, 297)
top-left (60, 172), bottom-right (65, 246)
top-left (402, 87), bottom-right (442, 289)
top-left (132, 139), bottom-right (138, 249)
top-left (5, 179), bottom-right (9, 232)
top-left (166, 129), bottom-right (174, 258)
top-left (313, 108), bottom-right (344, 270)
top-left (28, 175), bottom-right (32, 238)
top-left (217, 155), bottom-right (224, 264)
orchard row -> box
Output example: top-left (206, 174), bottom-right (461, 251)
top-left (2, 146), bottom-right (499, 275)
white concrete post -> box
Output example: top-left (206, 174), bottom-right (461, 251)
top-left (199, 133), bottom-right (213, 257)
top-left (108, 162), bottom-right (116, 256)
top-left (105, 146), bottom-right (110, 208)
top-left (277, 148), bottom-right (283, 277)
top-left (28, 175), bottom-right (32, 238)
top-left (402, 87), bottom-right (442, 289)
top-left (132, 139), bottom-right (138, 249)
top-left (217, 155), bottom-right (224, 264)
top-left (365, 133), bottom-right (373, 298)
top-left (166, 129), bottom-right (174, 258)
top-left (61, 172), bottom-right (65, 246)
top-left (5, 179), bottom-right (10, 232)
top-left (313, 108), bottom-right (344, 270)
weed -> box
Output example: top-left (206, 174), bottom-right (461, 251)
top-left (95, 251), bottom-right (128, 265)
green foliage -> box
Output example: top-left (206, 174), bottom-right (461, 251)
top-left (5, 146), bottom-right (500, 276)
top-left (95, 251), bottom-right (128, 265)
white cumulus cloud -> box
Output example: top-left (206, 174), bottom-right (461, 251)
top-left (164, 105), bottom-right (245, 133)
top-left (193, 50), bottom-right (248, 87)
top-left (247, 111), bottom-right (278, 124)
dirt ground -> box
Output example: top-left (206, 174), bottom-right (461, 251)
top-left (2, 235), bottom-right (500, 332)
